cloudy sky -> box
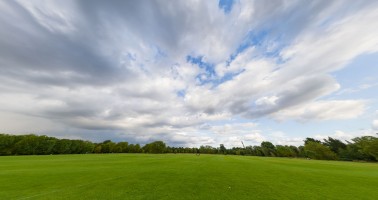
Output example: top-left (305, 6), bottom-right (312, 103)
top-left (1, 0), bottom-right (378, 147)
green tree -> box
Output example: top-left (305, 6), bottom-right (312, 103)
top-left (53, 139), bottom-right (71, 154)
top-left (116, 142), bottom-right (129, 153)
top-left (322, 137), bottom-right (346, 154)
top-left (13, 135), bottom-right (40, 155)
top-left (252, 146), bottom-right (264, 156)
top-left (219, 144), bottom-right (226, 154)
top-left (199, 145), bottom-right (217, 154)
top-left (289, 145), bottom-right (299, 157)
top-left (94, 144), bottom-right (102, 153)
top-left (276, 145), bottom-right (296, 157)
top-left (261, 141), bottom-right (276, 156)
top-left (128, 144), bottom-right (138, 153)
top-left (304, 141), bottom-right (337, 160)
top-left (352, 136), bottom-right (378, 161)
top-left (0, 134), bottom-right (22, 155)
top-left (143, 141), bottom-right (166, 154)
top-left (304, 138), bottom-right (321, 145)
top-left (100, 140), bottom-right (116, 153)
top-left (297, 146), bottom-right (306, 157)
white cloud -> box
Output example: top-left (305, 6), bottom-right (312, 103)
top-left (210, 122), bottom-right (258, 135)
top-left (273, 100), bottom-right (365, 121)
top-left (315, 129), bottom-right (377, 143)
top-left (315, 130), bottom-right (354, 142)
top-left (263, 131), bottom-right (303, 146)
top-left (255, 96), bottom-right (279, 106)
top-left (189, 122), bottom-right (265, 147)
top-left (370, 110), bottom-right (378, 131)
top-left (373, 120), bottom-right (378, 130)
top-left (244, 132), bottom-right (266, 144)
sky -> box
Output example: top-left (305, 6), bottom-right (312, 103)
top-left (0, 0), bottom-right (378, 147)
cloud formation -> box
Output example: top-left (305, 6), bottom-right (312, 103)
top-left (0, 0), bottom-right (377, 146)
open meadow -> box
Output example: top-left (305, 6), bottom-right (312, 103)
top-left (0, 154), bottom-right (377, 200)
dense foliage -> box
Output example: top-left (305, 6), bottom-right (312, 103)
top-left (0, 133), bottom-right (377, 162)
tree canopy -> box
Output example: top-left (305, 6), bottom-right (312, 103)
top-left (1, 133), bottom-right (377, 162)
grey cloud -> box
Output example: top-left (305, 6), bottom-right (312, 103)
top-left (0, 1), bottom-right (135, 88)
top-left (245, 75), bottom-right (338, 118)
top-left (275, 75), bottom-right (338, 107)
top-left (75, 0), bottom-right (217, 59)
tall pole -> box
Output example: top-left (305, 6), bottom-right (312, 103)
top-left (241, 141), bottom-right (246, 155)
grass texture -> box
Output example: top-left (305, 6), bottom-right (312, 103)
top-left (0, 154), bottom-right (377, 199)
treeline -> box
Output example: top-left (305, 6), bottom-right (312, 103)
top-left (233, 137), bottom-right (378, 162)
top-left (0, 134), bottom-right (175, 155)
top-left (0, 133), bottom-right (377, 162)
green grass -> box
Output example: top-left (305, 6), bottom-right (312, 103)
top-left (0, 154), bottom-right (377, 200)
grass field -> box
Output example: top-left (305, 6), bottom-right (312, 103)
top-left (0, 154), bottom-right (377, 200)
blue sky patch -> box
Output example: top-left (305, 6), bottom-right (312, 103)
top-left (219, 0), bottom-right (235, 14)
top-left (226, 30), bottom-right (288, 66)
top-left (187, 55), bottom-right (216, 82)
top-left (177, 89), bottom-right (186, 98)
top-left (187, 55), bottom-right (245, 87)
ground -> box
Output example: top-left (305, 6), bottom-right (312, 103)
top-left (0, 154), bottom-right (377, 199)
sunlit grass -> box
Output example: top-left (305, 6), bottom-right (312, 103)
top-left (0, 154), bottom-right (377, 199)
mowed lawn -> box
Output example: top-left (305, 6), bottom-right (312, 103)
top-left (0, 154), bottom-right (377, 200)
